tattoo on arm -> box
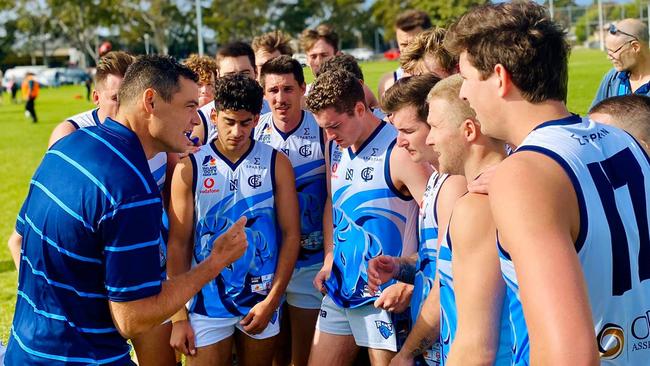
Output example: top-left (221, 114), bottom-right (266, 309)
top-left (395, 262), bottom-right (416, 284)
top-left (411, 335), bottom-right (435, 357)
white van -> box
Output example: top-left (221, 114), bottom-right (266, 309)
top-left (1, 66), bottom-right (47, 87)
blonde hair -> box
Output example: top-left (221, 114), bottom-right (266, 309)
top-left (252, 31), bottom-right (294, 55)
top-left (400, 28), bottom-right (456, 76)
top-left (427, 74), bottom-right (475, 126)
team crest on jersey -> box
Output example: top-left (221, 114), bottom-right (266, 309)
top-left (248, 175), bottom-right (262, 189)
top-left (299, 144), bottom-right (312, 157)
top-left (202, 155), bottom-right (218, 176)
top-left (361, 167), bottom-right (374, 182)
top-left (375, 321), bottom-right (393, 339)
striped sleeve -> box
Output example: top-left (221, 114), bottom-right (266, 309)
top-left (15, 199), bottom-right (28, 235)
top-left (101, 194), bottom-right (163, 302)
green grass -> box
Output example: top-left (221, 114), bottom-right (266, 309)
top-left (0, 48), bottom-right (614, 343)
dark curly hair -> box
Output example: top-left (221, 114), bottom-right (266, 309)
top-left (306, 70), bottom-right (364, 115)
top-left (444, 1), bottom-right (569, 103)
top-left (317, 53), bottom-right (363, 81)
top-left (213, 73), bottom-right (263, 115)
top-left (118, 55), bottom-right (198, 107)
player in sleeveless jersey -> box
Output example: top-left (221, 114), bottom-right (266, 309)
top-left (167, 74), bottom-right (300, 366)
top-left (366, 75), bottom-right (467, 366)
top-left (447, 2), bottom-right (650, 364)
top-left (255, 56), bottom-right (326, 366)
top-left (12, 51), bottom-right (178, 366)
top-left (306, 70), bottom-right (431, 365)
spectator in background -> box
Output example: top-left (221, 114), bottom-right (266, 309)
top-left (252, 30), bottom-right (294, 82)
top-left (10, 77), bottom-right (19, 103)
top-left (300, 24), bottom-right (339, 82)
top-left (184, 54), bottom-right (218, 108)
top-left (592, 18), bottom-right (650, 106)
top-left (21, 72), bottom-right (39, 123)
top-left (399, 27), bottom-right (457, 78)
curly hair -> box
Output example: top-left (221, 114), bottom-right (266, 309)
top-left (300, 24), bottom-right (339, 53)
top-left (118, 55), bottom-right (198, 106)
top-left (213, 73), bottom-right (263, 115)
top-left (252, 30), bottom-right (294, 56)
top-left (444, 1), bottom-right (570, 103)
top-left (382, 74), bottom-right (441, 123)
top-left (317, 53), bottom-right (363, 81)
top-left (306, 70), bottom-right (364, 115)
top-left (183, 54), bottom-right (218, 85)
top-left (260, 55), bottom-right (304, 89)
top-left (400, 28), bottom-right (456, 76)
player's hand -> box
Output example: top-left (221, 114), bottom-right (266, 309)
top-left (170, 320), bottom-right (196, 356)
top-left (389, 352), bottom-right (415, 366)
top-left (374, 282), bottom-right (413, 313)
top-left (209, 217), bottom-right (248, 270)
top-left (240, 299), bottom-right (277, 335)
top-left (467, 164), bottom-right (499, 194)
top-left (313, 264), bottom-right (331, 294)
top-left (367, 255), bottom-right (399, 294)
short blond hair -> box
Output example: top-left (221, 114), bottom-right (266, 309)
top-left (252, 31), bottom-right (294, 55)
top-left (183, 54), bottom-right (217, 85)
top-left (427, 74), bottom-right (475, 126)
top-left (400, 28), bottom-right (456, 76)
top-left (300, 24), bottom-right (339, 53)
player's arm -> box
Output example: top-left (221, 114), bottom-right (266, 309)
top-left (446, 194), bottom-right (505, 366)
top-left (8, 230), bottom-right (22, 270)
top-left (489, 152), bottom-right (599, 365)
top-left (377, 72), bottom-right (394, 103)
top-left (47, 121), bottom-right (77, 148)
top-left (241, 152), bottom-right (300, 334)
top-left (314, 141), bottom-right (334, 292)
top-left (392, 276), bottom-right (441, 365)
top-left (162, 152), bottom-right (180, 209)
top-left (167, 156), bottom-right (195, 279)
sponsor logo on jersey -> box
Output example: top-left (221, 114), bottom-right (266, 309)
top-left (299, 144), bottom-right (312, 157)
top-left (200, 177), bottom-right (220, 194)
top-left (570, 128), bottom-right (610, 146)
top-left (202, 155), bottom-right (218, 175)
top-left (361, 167), bottom-right (374, 182)
top-left (248, 175), bottom-right (262, 188)
top-left (597, 323), bottom-right (625, 360)
top-left (281, 147), bottom-right (290, 156)
top-left (631, 310), bottom-right (650, 353)
top-left (229, 179), bottom-right (238, 191)
top-left (345, 168), bottom-right (354, 181)
top-left (319, 309), bottom-right (327, 318)
top-left (304, 127), bottom-right (310, 136)
top-left (375, 320), bottom-right (394, 339)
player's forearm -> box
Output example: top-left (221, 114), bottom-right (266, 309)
top-left (398, 304), bottom-right (439, 359)
top-left (322, 198), bottom-right (334, 258)
top-left (8, 231), bottom-right (22, 270)
top-left (166, 237), bottom-right (193, 277)
top-left (110, 255), bottom-right (226, 338)
top-left (267, 233), bottom-right (300, 305)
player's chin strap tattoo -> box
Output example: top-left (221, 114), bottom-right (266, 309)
top-left (411, 335), bottom-right (436, 357)
top-left (394, 260), bottom-right (417, 284)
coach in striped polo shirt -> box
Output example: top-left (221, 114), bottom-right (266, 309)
top-left (5, 55), bottom-right (248, 365)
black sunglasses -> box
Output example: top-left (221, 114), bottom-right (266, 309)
top-left (608, 24), bottom-right (638, 41)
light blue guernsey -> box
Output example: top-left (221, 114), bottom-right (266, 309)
top-left (66, 108), bottom-right (101, 129)
top-left (412, 171), bottom-right (448, 365)
top-left (325, 121), bottom-right (418, 308)
top-left (189, 139), bottom-right (280, 317)
top-left (6, 118), bottom-right (163, 365)
top-left (199, 100), bottom-right (271, 145)
top-left (254, 110), bottom-right (326, 268)
top-left (438, 222), bottom-right (512, 365)
top-left (500, 115), bottom-right (650, 365)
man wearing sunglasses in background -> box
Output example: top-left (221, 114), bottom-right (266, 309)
top-left (592, 19), bottom-right (650, 106)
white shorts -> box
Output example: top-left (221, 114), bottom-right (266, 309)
top-left (286, 263), bottom-right (324, 309)
top-left (315, 295), bottom-right (398, 352)
top-left (189, 310), bottom-right (281, 348)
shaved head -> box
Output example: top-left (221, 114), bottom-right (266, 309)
top-left (615, 19), bottom-right (649, 43)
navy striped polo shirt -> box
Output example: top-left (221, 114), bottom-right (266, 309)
top-left (6, 118), bottom-right (163, 365)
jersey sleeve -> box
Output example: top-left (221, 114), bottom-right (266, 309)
top-left (15, 198), bottom-right (28, 235)
top-left (100, 194), bottom-right (164, 302)
top-left (591, 68), bottom-right (617, 108)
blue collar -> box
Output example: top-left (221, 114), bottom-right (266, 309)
top-left (100, 117), bottom-right (141, 144)
top-left (617, 71), bottom-right (650, 95)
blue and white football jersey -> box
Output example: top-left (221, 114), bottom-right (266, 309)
top-left (199, 100), bottom-right (271, 145)
top-left (148, 152), bottom-right (167, 193)
top-left (412, 172), bottom-right (448, 366)
top-left (324, 121), bottom-right (419, 308)
top-left (66, 108), bottom-right (101, 129)
top-left (438, 220), bottom-right (512, 366)
top-left (189, 140), bottom-right (279, 317)
top-left (254, 111), bottom-right (326, 268)
top-left (500, 114), bottom-right (650, 365)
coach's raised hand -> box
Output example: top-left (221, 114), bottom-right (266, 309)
top-left (209, 216), bottom-right (248, 269)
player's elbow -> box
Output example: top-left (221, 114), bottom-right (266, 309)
top-left (112, 315), bottom-right (149, 339)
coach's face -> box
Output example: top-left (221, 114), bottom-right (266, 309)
top-left (149, 77), bottom-right (200, 154)
top-left (215, 109), bottom-right (259, 152)
top-left (314, 103), bottom-right (365, 149)
top-left (264, 73), bottom-right (306, 124)
top-left (94, 74), bottom-right (122, 120)
top-left (392, 105), bottom-right (435, 164)
top-left (458, 51), bottom-right (501, 140)
top-left (605, 33), bottom-right (637, 72)
top-left (426, 98), bottom-right (466, 175)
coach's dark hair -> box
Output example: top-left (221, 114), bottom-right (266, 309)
top-left (382, 74), bottom-right (441, 123)
top-left (395, 10), bottom-right (432, 32)
top-left (444, 1), bottom-right (570, 103)
top-left (260, 55), bottom-right (305, 89)
top-left (317, 54), bottom-right (364, 81)
top-left (118, 55), bottom-right (198, 108)
top-left (213, 73), bottom-right (263, 115)
top-left (95, 51), bottom-right (135, 87)
top-left (590, 95), bottom-right (650, 143)
top-left (306, 70), bottom-right (365, 115)
top-left (216, 41), bottom-right (256, 71)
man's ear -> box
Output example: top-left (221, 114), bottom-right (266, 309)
top-left (494, 63), bottom-right (512, 98)
top-left (462, 118), bottom-right (480, 143)
top-left (143, 88), bottom-right (156, 113)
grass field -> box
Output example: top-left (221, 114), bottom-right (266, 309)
top-left (0, 48), bottom-right (612, 343)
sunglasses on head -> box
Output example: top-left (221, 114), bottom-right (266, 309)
top-left (608, 24), bottom-right (638, 41)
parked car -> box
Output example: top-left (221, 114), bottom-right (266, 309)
top-left (37, 68), bottom-right (65, 87)
top-left (344, 48), bottom-right (375, 62)
top-left (2, 65), bottom-right (48, 87)
top-left (383, 48), bottom-right (400, 61)
top-left (59, 68), bottom-right (90, 85)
